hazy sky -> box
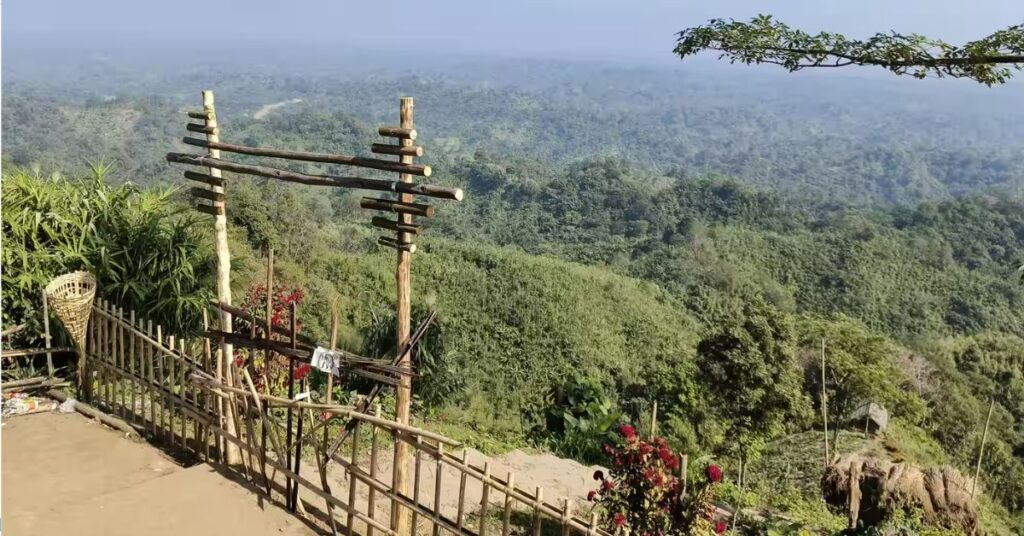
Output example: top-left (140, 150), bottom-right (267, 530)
top-left (5, 0), bottom-right (1022, 63)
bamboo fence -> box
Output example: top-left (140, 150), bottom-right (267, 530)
top-left (83, 298), bottom-right (612, 536)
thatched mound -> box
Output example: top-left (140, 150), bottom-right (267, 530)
top-left (822, 454), bottom-right (979, 533)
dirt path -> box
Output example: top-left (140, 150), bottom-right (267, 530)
top-left (2, 412), bottom-right (319, 536)
top-left (254, 98), bottom-right (303, 119)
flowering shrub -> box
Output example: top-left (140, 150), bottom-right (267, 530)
top-left (234, 282), bottom-right (307, 395)
top-left (589, 424), bottom-right (727, 535)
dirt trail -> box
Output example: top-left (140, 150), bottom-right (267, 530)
top-left (2, 412), bottom-right (317, 536)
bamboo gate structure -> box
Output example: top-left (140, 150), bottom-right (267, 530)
top-left (98, 90), bottom-right (617, 536)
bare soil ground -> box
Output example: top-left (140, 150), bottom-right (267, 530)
top-left (2, 412), bottom-right (319, 536)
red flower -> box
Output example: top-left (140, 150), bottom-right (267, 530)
top-left (602, 443), bottom-right (616, 456)
top-left (587, 490), bottom-right (598, 502)
top-left (665, 454), bottom-right (680, 471)
top-left (706, 464), bottom-right (722, 483)
top-left (619, 424), bottom-right (636, 439)
top-left (293, 363), bottom-right (311, 380)
top-left (644, 468), bottom-right (658, 483)
top-left (639, 442), bottom-right (654, 455)
top-left (593, 470), bottom-right (605, 481)
top-left (613, 512), bottom-right (626, 527)
top-left (601, 479), bottom-right (616, 491)
top-left (319, 411), bottom-right (330, 421)
top-left (714, 520), bottom-right (727, 534)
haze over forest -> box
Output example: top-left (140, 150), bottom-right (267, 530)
top-left (4, 2), bottom-right (1024, 534)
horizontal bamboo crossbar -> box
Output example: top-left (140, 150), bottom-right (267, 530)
top-left (166, 153), bottom-right (463, 201)
top-left (186, 111), bottom-right (212, 120)
top-left (186, 123), bottom-right (218, 135)
top-left (182, 137), bottom-right (432, 177)
top-left (191, 374), bottom-right (459, 446)
top-left (377, 237), bottom-right (416, 253)
top-left (371, 143), bottom-right (424, 157)
top-left (378, 126), bottom-right (417, 140)
top-left (190, 187), bottom-right (226, 203)
top-left (195, 204), bottom-right (225, 216)
top-left (2, 347), bottom-right (75, 358)
top-left (372, 217), bottom-right (422, 235)
top-left (360, 197), bottom-right (435, 218)
top-left (183, 171), bottom-right (225, 188)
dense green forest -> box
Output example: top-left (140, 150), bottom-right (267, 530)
top-left (3, 57), bottom-right (1024, 533)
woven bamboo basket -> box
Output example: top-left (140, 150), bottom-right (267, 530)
top-left (44, 272), bottom-right (97, 387)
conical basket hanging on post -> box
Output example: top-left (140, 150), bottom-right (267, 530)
top-left (44, 271), bottom-right (97, 390)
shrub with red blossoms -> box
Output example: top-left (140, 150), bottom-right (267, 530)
top-left (588, 424), bottom-right (727, 535)
top-left (234, 282), bottom-right (308, 396)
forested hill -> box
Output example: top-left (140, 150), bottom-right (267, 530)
top-left (5, 51), bottom-right (1024, 531)
top-left (4, 57), bottom-right (1024, 205)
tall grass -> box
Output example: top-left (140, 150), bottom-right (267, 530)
top-left (2, 164), bottom-right (213, 344)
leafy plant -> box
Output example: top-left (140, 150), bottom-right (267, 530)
top-left (589, 424), bottom-right (727, 535)
top-left (1, 165), bottom-right (213, 341)
top-left (526, 376), bottom-right (622, 463)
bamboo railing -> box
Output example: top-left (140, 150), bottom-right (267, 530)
top-left (83, 298), bottom-right (612, 536)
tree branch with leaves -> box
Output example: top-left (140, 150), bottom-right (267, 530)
top-left (675, 15), bottom-right (1024, 85)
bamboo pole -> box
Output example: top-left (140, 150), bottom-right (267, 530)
top-left (179, 339), bottom-right (188, 449)
top-left (502, 472), bottom-right (515, 536)
top-left (181, 137), bottom-right (432, 176)
top-left (479, 463), bottom-right (491, 536)
top-left (360, 197), bottom-right (435, 218)
top-left (202, 90), bottom-right (241, 466)
top-left (392, 95), bottom-right (415, 536)
top-left (432, 443), bottom-right (444, 536)
top-left (650, 401), bottom-right (658, 439)
top-left (348, 422), bottom-right (362, 535)
top-left (821, 338), bottom-right (829, 468)
top-left (47, 389), bottom-right (139, 439)
top-left (148, 320), bottom-right (157, 437)
top-left (41, 289), bottom-right (54, 377)
top-left (532, 487), bottom-right (544, 536)
top-left (289, 302), bottom-right (306, 513)
top-left (971, 398), bottom-right (996, 499)
top-left (368, 404), bottom-right (381, 536)
top-left (560, 497), bottom-right (572, 536)
top-left (165, 153), bottom-right (463, 201)
top-left (412, 437), bottom-right (424, 536)
top-left (118, 307), bottom-right (126, 417)
top-left (456, 449), bottom-right (469, 531)
top-left (306, 408), bottom-right (340, 536)
top-left (371, 143), bottom-right (424, 157)
top-left (129, 310), bottom-right (137, 423)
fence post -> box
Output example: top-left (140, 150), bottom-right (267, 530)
top-left (41, 289), bottom-right (54, 378)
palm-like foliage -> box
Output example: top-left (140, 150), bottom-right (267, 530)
top-left (2, 164), bottom-right (213, 344)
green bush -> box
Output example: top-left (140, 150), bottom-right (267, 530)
top-left (1, 165), bottom-right (213, 341)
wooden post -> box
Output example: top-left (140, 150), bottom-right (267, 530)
top-left (368, 404), bottom-right (381, 536)
top-left (129, 310), bottom-right (136, 423)
top-left (456, 449), bottom-right (469, 531)
top-left (650, 401), bottom-right (658, 439)
top-left (392, 96), bottom-right (415, 534)
top-left (479, 462), bottom-right (491, 536)
top-left (148, 320), bottom-right (156, 438)
top-left (681, 454), bottom-right (689, 497)
top-left (971, 398), bottom-right (995, 499)
top-left (502, 472), bottom-right (515, 536)
top-left (203, 90), bottom-right (241, 466)
top-left (821, 338), bottom-right (829, 468)
top-left (431, 443), bottom-right (444, 536)
top-left (532, 487), bottom-right (543, 536)
top-left (41, 289), bottom-right (54, 378)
